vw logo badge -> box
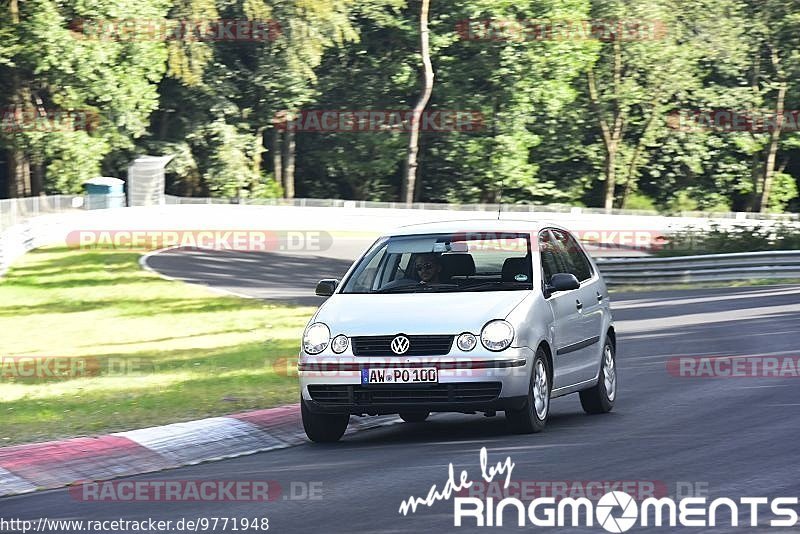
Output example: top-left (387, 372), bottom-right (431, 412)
top-left (390, 335), bottom-right (410, 355)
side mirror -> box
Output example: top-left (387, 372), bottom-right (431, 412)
top-left (545, 273), bottom-right (580, 297)
top-left (315, 279), bottom-right (339, 297)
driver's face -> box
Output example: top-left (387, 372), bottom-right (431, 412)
top-left (415, 256), bottom-right (441, 282)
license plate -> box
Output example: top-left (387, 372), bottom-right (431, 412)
top-left (361, 367), bottom-right (438, 385)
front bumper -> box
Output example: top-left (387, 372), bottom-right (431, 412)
top-left (299, 347), bottom-right (534, 415)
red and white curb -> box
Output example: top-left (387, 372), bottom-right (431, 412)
top-left (0, 405), bottom-right (400, 498)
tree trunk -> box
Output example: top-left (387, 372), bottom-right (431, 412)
top-left (402, 0), bottom-right (434, 205)
top-left (587, 38), bottom-right (624, 211)
top-left (7, 0), bottom-right (30, 198)
top-left (621, 107), bottom-right (659, 208)
top-left (604, 145), bottom-right (617, 210)
top-left (748, 150), bottom-right (762, 212)
top-left (31, 161), bottom-right (43, 196)
top-left (272, 127), bottom-right (283, 188)
top-left (758, 79), bottom-right (786, 212)
top-left (283, 127), bottom-right (295, 199)
top-left (252, 126), bottom-right (266, 191)
top-left (8, 149), bottom-right (31, 197)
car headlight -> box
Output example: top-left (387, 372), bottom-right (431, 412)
top-left (457, 333), bottom-right (477, 351)
top-left (303, 323), bottom-right (330, 355)
top-left (331, 334), bottom-right (349, 354)
top-left (481, 320), bottom-right (514, 352)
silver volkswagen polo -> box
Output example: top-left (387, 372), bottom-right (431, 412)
top-left (298, 220), bottom-right (616, 442)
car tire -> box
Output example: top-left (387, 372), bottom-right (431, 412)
top-left (399, 411), bottom-right (430, 423)
top-left (301, 397), bottom-right (349, 443)
top-left (506, 348), bottom-right (550, 434)
top-left (579, 337), bottom-right (617, 414)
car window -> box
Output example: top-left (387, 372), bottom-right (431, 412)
top-left (538, 230), bottom-right (561, 285)
top-left (347, 238), bottom-right (388, 292)
top-left (551, 229), bottom-right (594, 282)
top-left (340, 232), bottom-right (533, 293)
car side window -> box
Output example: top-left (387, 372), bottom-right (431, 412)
top-left (349, 247), bottom-right (387, 291)
top-left (538, 230), bottom-right (561, 285)
top-left (551, 229), bottom-right (593, 282)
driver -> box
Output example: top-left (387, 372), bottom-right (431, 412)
top-left (413, 253), bottom-right (442, 284)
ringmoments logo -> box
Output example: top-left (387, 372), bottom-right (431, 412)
top-left (451, 492), bottom-right (799, 530)
top-left (397, 448), bottom-right (799, 531)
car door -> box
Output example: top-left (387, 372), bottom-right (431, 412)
top-left (539, 229), bottom-right (586, 390)
top-left (551, 228), bottom-right (605, 384)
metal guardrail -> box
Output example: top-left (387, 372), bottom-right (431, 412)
top-left (162, 195), bottom-right (800, 221)
top-left (0, 195), bottom-right (85, 232)
top-left (2, 195), bottom-right (800, 286)
top-left (0, 195), bottom-right (85, 276)
top-left (596, 251), bottom-right (800, 285)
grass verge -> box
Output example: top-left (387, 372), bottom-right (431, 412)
top-left (0, 247), bottom-right (313, 446)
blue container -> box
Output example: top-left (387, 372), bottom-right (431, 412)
top-left (83, 177), bottom-right (126, 209)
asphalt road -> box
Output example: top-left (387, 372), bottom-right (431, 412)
top-left (141, 235), bottom-right (649, 306)
top-left (142, 242), bottom-right (367, 305)
top-left (2, 246), bottom-right (799, 533)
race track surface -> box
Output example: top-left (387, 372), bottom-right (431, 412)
top-left (3, 246), bottom-right (799, 533)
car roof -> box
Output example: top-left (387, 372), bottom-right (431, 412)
top-left (384, 218), bottom-right (568, 237)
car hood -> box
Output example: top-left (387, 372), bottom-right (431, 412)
top-left (314, 291), bottom-right (531, 336)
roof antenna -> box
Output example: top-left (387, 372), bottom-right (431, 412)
top-left (496, 177), bottom-right (504, 220)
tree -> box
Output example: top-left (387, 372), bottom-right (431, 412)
top-left (584, 0), bottom-right (708, 209)
top-left (0, 0), bottom-right (170, 196)
top-left (401, 0), bottom-right (433, 204)
top-left (741, 0), bottom-right (800, 212)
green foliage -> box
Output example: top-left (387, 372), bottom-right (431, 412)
top-left (624, 192), bottom-right (657, 211)
top-left (657, 222), bottom-right (800, 256)
top-left (1, 0), bottom-right (169, 193)
top-left (665, 190), bottom-right (699, 214)
top-left (2, 0), bottom-right (800, 213)
top-left (768, 172), bottom-right (799, 213)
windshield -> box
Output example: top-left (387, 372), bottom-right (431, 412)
top-left (340, 232), bottom-right (534, 294)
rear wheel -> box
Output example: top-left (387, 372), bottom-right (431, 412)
top-left (301, 397), bottom-right (349, 443)
top-left (399, 411), bottom-right (430, 423)
top-left (506, 348), bottom-right (550, 433)
top-left (579, 338), bottom-right (616, 414)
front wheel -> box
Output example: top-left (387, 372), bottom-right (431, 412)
top-left (579, 338), bottom-right (617, 414)
top-left (506, 348), bottom-right (550, 434)
top-left (301, 397), bottom-right (349, 443)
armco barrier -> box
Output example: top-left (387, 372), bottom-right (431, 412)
top-left (1, 196), bottom-right (799, 284)
top-left (596, 251), bottom-right (800, 285)
top-left (162, 195), bottom-right (800, 222)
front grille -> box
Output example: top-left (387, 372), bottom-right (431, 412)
top-left (351, 335), bottom-right (454, 356)
top-left (308, 382), bottom-right (502, 406)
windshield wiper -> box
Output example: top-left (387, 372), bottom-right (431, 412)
top-left (377, 283), bottom-right (460, 293)
top-left (377, 285), bottom-right (420, 293)
top-left (457, 281), bottom-right (531, 291)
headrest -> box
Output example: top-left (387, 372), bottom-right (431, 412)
top-left (502, 257), bottom-right (532, 282)
top-left (440, 253), bottom-right (476, 277)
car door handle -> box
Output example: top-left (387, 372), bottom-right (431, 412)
top-left (596, 291), bottom-right (604, 302)
top-left (576, 299), bottom-right (583, 311)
